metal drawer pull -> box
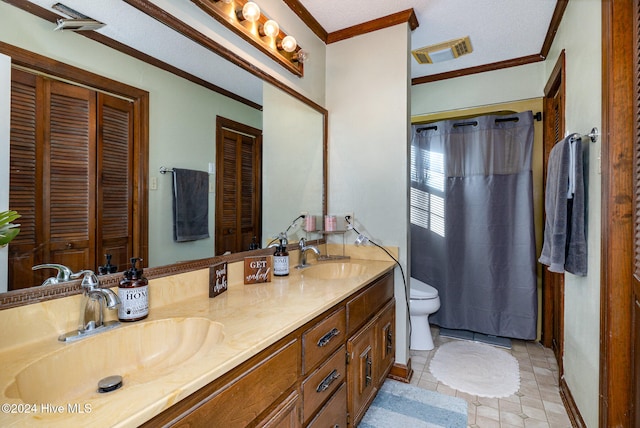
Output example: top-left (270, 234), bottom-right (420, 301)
top-left (317, 328), bottom-right (340, 347)
top-left (365, 355), bottom-right (372, 387)
top-left (316, 369), bottom-right (340, 392)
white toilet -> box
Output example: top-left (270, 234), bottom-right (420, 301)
top-left (409, 278), bottom-right (441, 351)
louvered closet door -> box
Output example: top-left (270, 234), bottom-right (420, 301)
top-left (45, 80), bottom-right (96, 274)
top-left (97, 93), bottom-right (133, 270)
top-left (215, 126), bottom-right (262, 255)
top-left (8, 69), bottom-right (41, 288)
top-left (9, 69), bottom-right (136, 290)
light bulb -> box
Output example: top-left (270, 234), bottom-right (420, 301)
top-left (242, 2), bottom-right (261, 22)
top-left (262, 20), bottom-right (279, 38)
top-left (293, 49), bottom-right (309, 63)
top-left (280, 35), bottom-right (297, 53)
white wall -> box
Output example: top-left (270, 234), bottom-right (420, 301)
top-left (412, 62), bottom-right (545, 115)
top-left (326, 24), bottom-right (411, 364)
top-left (546, 1), bottom-right (601, 426)
top-left (262, 83), bottom-right (324, 245)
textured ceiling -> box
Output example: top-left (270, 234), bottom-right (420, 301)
top-left (299, 0), bottom-right (558, 79)
top-left (17, 0), bottom-right (558, 104)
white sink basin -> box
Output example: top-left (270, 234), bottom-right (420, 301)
top-left (7, 317), bottom-right (224, 403)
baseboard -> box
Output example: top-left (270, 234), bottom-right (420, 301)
top-left (559, 377), bottom-right (586, 428)
top-left (388, 358), bottom-right (413, 383)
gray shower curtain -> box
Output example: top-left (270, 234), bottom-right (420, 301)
top-left (410, 111), bottom-right (537, 340)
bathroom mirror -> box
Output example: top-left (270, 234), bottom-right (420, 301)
top-left (0, 1), bottom-right (327, 304)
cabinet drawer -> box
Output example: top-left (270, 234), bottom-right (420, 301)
top-left (347, 272), bottom-right (394, 335)
top-left (307, 383), bottom-right (347, 428)
top-left (173, 339), bottom-right (299, 427)
top-left (302, 307), bottom-right (346, 374)
top-left (302, 345), bottom-right (346, 423)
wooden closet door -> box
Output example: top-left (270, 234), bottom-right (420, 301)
top-left (44, 79), bottom-right (96, 274)
top-left (215, 117), bottom-right (262, 255)
top-left (96, 93), bottom-right (133, 271)
top-left (8, 69), bottom-right (41, 288)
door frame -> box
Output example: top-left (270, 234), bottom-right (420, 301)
top-left (600, 1), bottom-right (635, 426)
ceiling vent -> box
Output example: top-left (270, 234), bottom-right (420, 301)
top-left (52, 3), bottom-right (105, 31)
top-left (412, 36), bottom-right (473, 64)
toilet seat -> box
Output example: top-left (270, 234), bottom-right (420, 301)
top-left (410, 281), bottom-right (438, 300)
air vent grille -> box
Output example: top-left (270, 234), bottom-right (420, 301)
top-left (412, 36), bottom-right (473, 64)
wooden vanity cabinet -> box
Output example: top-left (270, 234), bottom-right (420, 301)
top-left (141, 271), bottom-right (395, 427)
top-left (346, 273), bottom-right (395, 426)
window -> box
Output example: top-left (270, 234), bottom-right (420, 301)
top-left (410, 143), bottom-right (445, 237)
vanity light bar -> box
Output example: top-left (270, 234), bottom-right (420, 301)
top-left (191, 0), bottom-right (304, 77)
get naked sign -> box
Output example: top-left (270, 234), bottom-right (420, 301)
top-left (244, 256), bottom-right (272, 284)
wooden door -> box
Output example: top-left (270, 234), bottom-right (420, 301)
top-left (541, 51), bottom-right (566, 375)
top-left (215, 116), bottom-right (262, 255)
top-left (8, 68), bottom-right (137, 289)
top-left (633, 2), bottom-right (640, 425)
top-left (96, 93), bottom-right (134, 270)
top-left (347, 318), bottom-right (376, 426)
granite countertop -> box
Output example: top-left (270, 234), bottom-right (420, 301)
top-left (0, 258), bottom-right (395, 427)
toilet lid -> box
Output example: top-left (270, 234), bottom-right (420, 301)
top-left (410, 281), bottom-right (438, 299)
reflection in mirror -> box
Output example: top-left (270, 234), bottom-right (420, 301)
top-left (262, 83), bottom-right (324, 247)
top-left (0, 4), bottom-right (327, 299)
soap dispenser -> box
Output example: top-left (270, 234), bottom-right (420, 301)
top-left (98, 253), bottom-right (118, 275)
top-left (273, 233), bottom-right (289, 277)
top-left (118, 257), bottom-right (149, 322)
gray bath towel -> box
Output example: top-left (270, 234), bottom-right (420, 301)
top-left (172, 168), bottom-right (210, 242)
top-left (539, 135), bottom-right (587, 276)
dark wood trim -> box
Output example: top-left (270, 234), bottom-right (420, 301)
top-left (326, 9), bottom-right (419, 45)
top-left (541, 51), bottom-right (565, 377)
top-left (560, 377), bottom-right (587, 428)
top-left (540, 1), bottom-right (569, 59)
top-left (600, 0), bottom-right (635, 427)
top-left (411, 54), bottom-right (543, 85)
top-left (2, 0), bottom-right (262, 111)
top-left (388, 359), bottom-right (413, 383)
top-left (281, 0), bottom-right (328, 42)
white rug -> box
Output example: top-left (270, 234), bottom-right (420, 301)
top-left (429, 340), bottom-right (520, 398)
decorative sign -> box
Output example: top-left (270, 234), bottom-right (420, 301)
top-left (244, 256), bottom-right (272, 284)
top-left (209, 262), bottom-right (228, 297)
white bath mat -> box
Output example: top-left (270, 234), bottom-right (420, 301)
top-left (429, 340), bottom-right (520, 398)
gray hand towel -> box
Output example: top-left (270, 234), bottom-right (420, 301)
top-left (172, 168), bottom-right (210, 242)
top-left (564, 137), bottom-right (587, 276)
top-left (538, 135), bottom-right (588, 276)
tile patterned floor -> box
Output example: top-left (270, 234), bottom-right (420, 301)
top-left (409, 327), bottom-right (573, 428)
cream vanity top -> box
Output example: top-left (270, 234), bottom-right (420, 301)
top-left (0, 256), bottom-right (395, 427)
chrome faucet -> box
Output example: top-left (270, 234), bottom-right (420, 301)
top-left (32, 263), bottom-right (75, 286)
top-left (296, 238), bottom-right (321, 269)
top-left (59, 270), bottom-right (121, 342)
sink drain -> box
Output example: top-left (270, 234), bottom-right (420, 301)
top-left (97, 375), bottom-right (123, 393)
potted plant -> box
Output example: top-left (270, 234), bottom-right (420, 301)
top-left (0, 210), bottom-right (20, 248)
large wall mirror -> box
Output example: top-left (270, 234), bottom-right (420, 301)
top-left (0, 0), bottom-right (327, 307)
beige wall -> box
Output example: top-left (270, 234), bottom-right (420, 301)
top-left (326, 24), bottom-right (411, 364)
